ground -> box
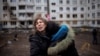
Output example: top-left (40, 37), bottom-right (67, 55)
top-left (0, 31), bottom-right (100, 56)
top-left (75, 32), bottom-right (100, 56)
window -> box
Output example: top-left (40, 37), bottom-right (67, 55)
top-left (19, 0), bottom-right (26, 2)
top-left (27, 13), bottom-right (33, 17)
top-left (3, 6), bottom-right (7, 10)
top-left (97, 12), bottom-right (100, 17)
top-left (11, 21), bottom-right (16, 25)
top-left (66, 21), bottom-right (70, 24)
top-left (66, 0), bottom-right (70, 4)
top-left (88, 0), bottom-right (90, 3)
top-left (73, 21), bottom-right (77, 24)
top-left (3, 0), bottom-right (7, 2)
top-left (44, 7), bottom-right (47, 11)
top-left (80, 0), bottom-right (85, 5)
top-left (66, 14), bottom-right (70, 18)
top-left (80, 0), bottom-right (82, 5)
top-left (36, 7), bottom-right (41, 10)
top-left (3, 21), bottom-right (7, 25)
top-left (98, 4), bottom-right (100, 8)
top-left (66, 7), bottom-right (70, 10)
top-left (52, 17), bottom-right (56, 19)
top-left (19, 5), bottom-right (25, 10)
top-left (10, 7), bottom-right (16, 10)
top-left (59, 14), bottom-right (63, 18)
top-left (36, 0), bottom-right (41, 3)
top-left (59, 7), bottom-right (63, 11)
top-left (81, 21), bottom-right (84, 24)
top-left (80, 14), bottom-right (84, 18)
top-left (81, 7), bottom-right (84, 11)
top-left (52, 10), bottom-right (56, 12)
top-left (97, 20), bottom-right (100, 24)
top-left (10, 0), bottom-right (16, 2)
top-left (51, 3), bottom-right (56, 5)
top-left (27, 21), bottom-right (33, 25)
top-left (19, 13), bottom-right (25, 17)
top-left (88, 14), bottom-right (90, 17)
top-left (92, 5), bottom-right (95, 9)
top-left (59, 0), bottom-right (63, 4)
top-left (88, 7), bottom-right (90, 10)
top-left (20, 21), bottom-right (25, 25)
top-left (73, 14), bottom-right (77, 18)
top-left (73, 7), bottom-right (77, 11)
top-left (92, 21), bottom-right (95, 25)
top-left (92, 13), bottom-right (95, 18)
top-left (27, 6), bottom-right (33, 9)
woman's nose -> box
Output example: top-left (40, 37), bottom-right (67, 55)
top-left (38, 23), bottom-right (41, 26)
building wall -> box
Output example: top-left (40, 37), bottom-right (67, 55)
top-left (0, 0), bottom-right (3, 21)
top-left (49, 0), bottom-right (100, 28)
top-left (0, 0), bottom-right (100, 29)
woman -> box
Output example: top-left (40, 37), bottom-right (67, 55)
top-left (29, 14), bottom-right (78, 56)
top-left (47, 21), bottom-right (79, 56)
top-left (29, 17), bottom-right (51, 56)
top-left (92, 28), bottom-right (98, 44)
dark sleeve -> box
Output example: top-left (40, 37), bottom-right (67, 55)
top-left (29, 36), bottom-right (41, 56)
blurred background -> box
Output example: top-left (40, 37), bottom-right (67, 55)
top-left (0, 0), bottom-right (100, 56)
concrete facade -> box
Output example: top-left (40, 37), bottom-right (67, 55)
top-left (0, 0), bottom-right (100, 29)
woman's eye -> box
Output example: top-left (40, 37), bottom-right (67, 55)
top-left (36, 22), bottom-right (39, 25)
top-left (39, 22), bottom-right (42, 23)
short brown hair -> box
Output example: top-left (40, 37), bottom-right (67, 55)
top-left (33, 17), bottom-right (47, 29)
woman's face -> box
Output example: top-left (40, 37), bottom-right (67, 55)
top-left (35, 19), bottom-right (46, 32)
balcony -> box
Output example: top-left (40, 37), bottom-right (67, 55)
top-left (18, 1), bottom-right (35, 5)
top-left (26, 17), bottom-right (33, 20)
top-left (18, 17), bottom-right (26, 21)
top-left (26, 10), bottom-right (34, 13)
top-left (18, 10), bottom-right (26, 13)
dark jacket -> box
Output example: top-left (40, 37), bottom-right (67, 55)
top-left (92, 28), bottom-right (97, 36)
top-left (29, 32), bottom-right (50, 56)
top-left (47, 22), bottom-right (79, 56)
top-left (46, 21), bottom-right (60, 37)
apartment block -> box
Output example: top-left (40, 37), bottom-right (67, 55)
top-left (0, 0), bottom-right (100, 29)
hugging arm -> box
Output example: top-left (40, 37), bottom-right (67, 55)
top-left (51, 25), bottom-right (68, 41)
top-left (48, 24), bottom-right (75, 55)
